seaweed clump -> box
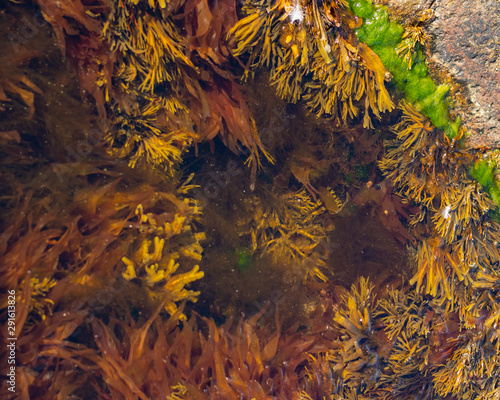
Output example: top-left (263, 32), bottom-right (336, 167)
top-left (299, 274), bottom-right (500, 400)
top-left (228, 0), bottom-right (395, 128)
top-left (238, 186), bottom-right (332, 281)
top-left (118, 178), bottom-right (206, 318)
top-left (347, 0), bottom-right (500, 214)
top-left (3, 0), bottom-right (500, 399)
top-left (379, 101), bottom-right (500, 300)
top-left (345, 0), bottom-right (461, 138)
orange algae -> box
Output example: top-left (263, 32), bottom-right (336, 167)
top-left (2, 0), bottom-right (500, 399)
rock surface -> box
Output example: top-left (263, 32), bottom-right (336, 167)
top-left (381, 0), bottom-right (500, 148)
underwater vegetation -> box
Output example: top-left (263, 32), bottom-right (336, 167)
top-left (2, 0), bottom-right (500, 399)
top-left (237, 186), bottom-right (331, 282)
top-left (379, 100), bottom-right (500, 300)
top-left (469, 152), bottom-right (500, 218)
top-left (228, 0), bottom-right (394, 128)
top-left (347, 0), bottom-right (500, 211)
top-left (0, 158), bottom-right (208, 398)
top-left (345, 0), bottom-right (461, 139)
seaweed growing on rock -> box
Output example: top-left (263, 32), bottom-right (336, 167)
top-left (394, 9), bottom-right (434, 70)
top-left (4, 0), bottom-right (500, 398)
top-left (346, 0), bottom-right (461, 138)
top-left (228, 0), bottom-right (395, 128)
top-left (378, 100), bottom-right (473, 216)
top-left (380, 101), bottom-right (500, 300)
top-left (469, 152), bottom-right (500, 217)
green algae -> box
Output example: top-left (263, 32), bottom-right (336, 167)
top-left (469, 157), bottom-right (500, 218)
top-left (348, 0), bottom-right (500, 212)
top-left (348, 0), bottom-right (461, 138)
top-left (234, 246), bottom-right (253, 271)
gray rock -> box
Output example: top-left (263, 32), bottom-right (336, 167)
top-left (380, 0), bottom-right (500, 147)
